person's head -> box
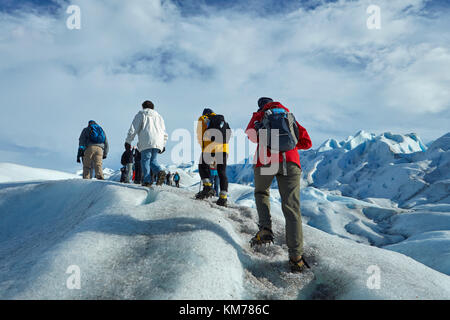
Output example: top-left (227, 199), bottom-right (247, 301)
top-left (142, 100), bottom-right (154, 110)
top-left (257, 97), bottom-right (273, 111)
top-left (202, 108), bottom-right (214, 116)
top-left (88, 120), bottom-right (96, 126)
top-left (125, 142), bottom-right (132, 151)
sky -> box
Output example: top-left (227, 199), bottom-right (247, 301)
top-left (0, 0), bottom-right (449, 171)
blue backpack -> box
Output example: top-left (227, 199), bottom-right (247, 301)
top-left (88, 123), bottom-right (106, 144)
top-left (261, 108), bottom-right (299, 152)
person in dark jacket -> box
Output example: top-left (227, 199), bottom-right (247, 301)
top-left (133, 149), bottom-right (142, 184)
top-left (78, 120), bottom-right (109, 180)
top-left (166, 171), bottom-right (172, 186)
top-left (120, 143), bottom-right (134, 183)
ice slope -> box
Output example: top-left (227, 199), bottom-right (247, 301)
top-left (222, 131), bottom-right (450, 275)
top-left (1, 179), bottom-right (449, 299)
top-left (226, 183), bottom-right (450, 276)
top-left (0, 180), bottom-right (243, 299)
top-left (0, 163), bottom-right (77, 183)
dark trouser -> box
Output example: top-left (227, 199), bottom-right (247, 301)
top-left (199, 152), bottom-right (228, 193)
top-left (120, 168), bottom-right (127, 183)
top-left (254, 162), bottom-right (303, 258)
top-left (134, 161), bottom-right (142, 184)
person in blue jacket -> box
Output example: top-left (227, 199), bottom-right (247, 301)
top-left (173, 172), bottom-right (180, 188)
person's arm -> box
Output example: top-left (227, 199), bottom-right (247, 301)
top-left (245, 112), bottom-right (261, 143)
top-left (103, 135), bottom-right (109, 157)
top-left (196, 116), bottom-right (206, 147)
top-left (295, 122), bottom-right (312, 150)
top-left (79, 128), bottom-right (88, 148)
top-left (126, 113), bottom-right (142, 145)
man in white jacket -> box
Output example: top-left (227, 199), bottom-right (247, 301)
top-left (126, 100), bottom-right (168, 186)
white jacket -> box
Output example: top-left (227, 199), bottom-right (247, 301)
top-left (126, 109), bottom-right (168, 152)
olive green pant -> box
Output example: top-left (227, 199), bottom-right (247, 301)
top-left (254, 162), bottom-right (303, 258)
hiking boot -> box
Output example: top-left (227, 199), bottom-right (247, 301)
top-left (216, 194), bottom-right (228, 207)
top-left (195, 184), bottom-right (215, 200)
top-left (250, 227), bottom-right (274, 247)
top-left (289, 256), bottom-right (310, 273)
top-left (156, 171), bottom-right (166, 186)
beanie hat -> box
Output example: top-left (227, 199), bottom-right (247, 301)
top-left (202, 108), bottom-right (214, 115)
top-left (257, 97), bottom-right (273, 111)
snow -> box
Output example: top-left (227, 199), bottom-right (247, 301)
top-left (225, 131), bottom-right (450, 277)
top-left (0, 179), bottom-right (449, 299)
top-left (0, 162), bottom-right (77, 183)
top-left (0, 180), bottom-right (244, 299)
top-left (384, 231), bottom-right (450, 276)
top-left (0, 130), bottom-right (449, 299)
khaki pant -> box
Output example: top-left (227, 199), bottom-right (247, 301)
top-left (82, 145), bottom-right (104, 180)
top-left (254, 162), bottom-right (303, 258)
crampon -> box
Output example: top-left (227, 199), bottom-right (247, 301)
top-left (289, 256), bottom-right (311, 273)
top-left (250, 227), bottom-right (274, 247)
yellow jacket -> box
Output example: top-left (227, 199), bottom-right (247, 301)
top-left (197, 114), bottom-right (229, 154)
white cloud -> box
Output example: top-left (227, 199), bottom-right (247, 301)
top-left (0, 0), bottom-right (449, 169)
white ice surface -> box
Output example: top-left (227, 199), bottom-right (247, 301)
top-left (0, 179), bottom-right (449, 299)
top-left (0, 162), bottom-right (77, 183)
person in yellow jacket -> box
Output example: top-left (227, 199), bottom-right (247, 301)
top-left (195, 108), bottom-right (231, 206)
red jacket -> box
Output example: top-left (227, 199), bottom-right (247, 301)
top-left (245, 102), bottom-right (312, 168)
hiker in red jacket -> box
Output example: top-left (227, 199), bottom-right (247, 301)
top-left (246, 97), bottom-right (312, 273)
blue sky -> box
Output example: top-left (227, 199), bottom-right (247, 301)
top-left (0, 0), bottom-right (449, 171)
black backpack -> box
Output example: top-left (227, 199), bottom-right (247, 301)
top-left (261, 107), bottom-right (299, 152)
top-left (205, 114), bottom-right (231, 144)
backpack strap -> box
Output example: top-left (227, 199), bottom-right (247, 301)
top-left (282, 152), bottom-right (287, 176)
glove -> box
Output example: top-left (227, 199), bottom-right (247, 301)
top-left (103, 155), bottom-right (107, 159)
top-left (158, 147), bottom-right (166, 154)
top-left (254, 121), bottom-right (264, 131)
top-left (77, 147), bottom-right (85, 163)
